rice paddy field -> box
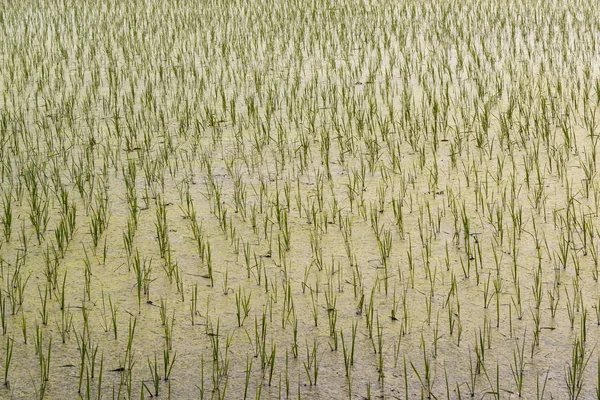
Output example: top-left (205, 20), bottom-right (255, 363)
top-left (0, 0), bottom-right (599, 398)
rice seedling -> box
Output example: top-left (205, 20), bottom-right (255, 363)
top-left (155, 196), bottom-right (169, 258)
top-left (510, 333), bottom-right (527, 397)
top-left (4, 335), bottom-right (13, 386)
top-left (1, 192), bottom-right (12, 242)
top-left (303, 339), bottom-right (319, 386)
top-left (565, 338), bottom-right (595, 400)
top-left (537, 368), bottom-right (549, 400)
top-left (411, 334), bottom-right (434, 399)
top-left (163, 341), bottom-right (178, 382)
top-left (37, 285), bottom-right (49, 326)
top-left (147, 353), bottom-right (161, 397)
top-left (109, 296), bottom-right (118, 340)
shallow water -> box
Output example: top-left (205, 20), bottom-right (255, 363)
top-left (0, 0), bottom-right (599, 399)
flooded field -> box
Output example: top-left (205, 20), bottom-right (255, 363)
top-left (0, 0), bottom-right (599, 398)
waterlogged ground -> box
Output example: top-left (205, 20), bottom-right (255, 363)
top-left (0, 0), bottom-right (599, 398)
